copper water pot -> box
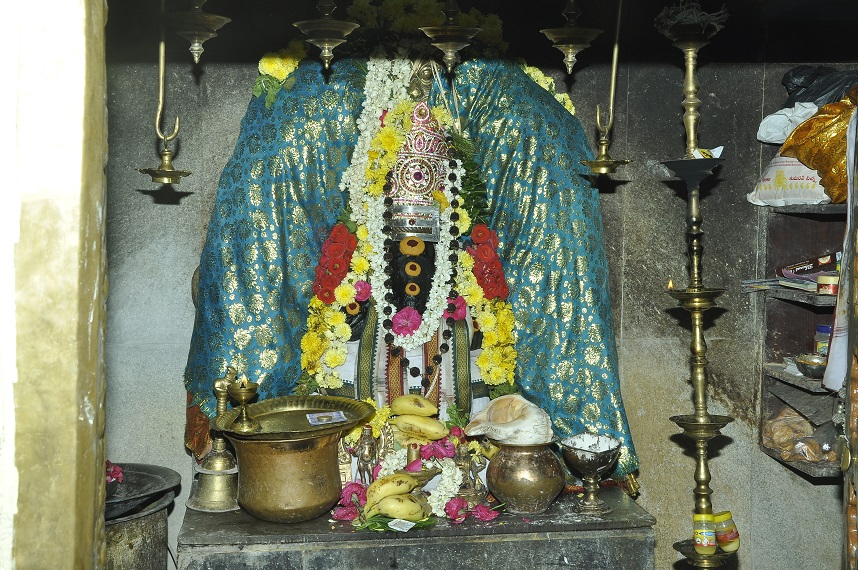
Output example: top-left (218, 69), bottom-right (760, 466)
top-left (485, 442), bottom-right (564, 515)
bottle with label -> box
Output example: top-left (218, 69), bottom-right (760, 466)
top-left (814, 324), bottom-right (832, 356)
top-left (692, 513), bottom-right (717, 555)
top-left (713, 511), bottom-right (740, 552)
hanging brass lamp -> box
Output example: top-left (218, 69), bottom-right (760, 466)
top-left (419, 0), bottom-right (481, 74)
top-left (138, 1), bottom-right (191, 186)
top-left (169, 0), bottom-right (231, 64)
top-left (294, 0), bottom-right (359, 70)
top-left (581, 0), bottom-right (629, 175)
top-left (540, 0), bottom-right (602, 75)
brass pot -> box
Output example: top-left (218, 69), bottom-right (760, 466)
top-left (226, 432), bottom-right (341, 523)
top-left (485, 442), bottom-right (564, 515)
top-left (215, 396), bottom-right (375, 523)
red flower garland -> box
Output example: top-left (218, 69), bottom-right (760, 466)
top-left (467, 224), bottom-right (509, 300)
top-left (313, 223), bottom-right (358, 304)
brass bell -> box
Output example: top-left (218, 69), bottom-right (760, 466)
top-left (185, 439), bottom-right (239, 512)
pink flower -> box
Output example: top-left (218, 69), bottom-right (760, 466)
top-left (443, 296), bottom-right (467, 321)
top-left (445, 497), bottom-right (469, 523)
top-left (420, 437), bottom-right (456, 460)
top-left (379, 109), bottom-right (389, 127)
top-left (106, 461), bottom-right (124, 484)
top-left (405, 459), bottom-right (423, 473)
top-left (332, 504), bottom-right (360, 521)
top-left (340, 481), bottom-right (367, 507)
top-left (392, 306), bottom-right (422, 336)
top-left (449, 426), bottom-right (465, 440)
top-left (354, 280), bottom-right (371, 302)
top-left (372, 463), bottom-right (383, 481)
top-left (471, 503), bottom-right (500, 521)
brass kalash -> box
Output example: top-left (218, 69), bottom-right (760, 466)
top-left (657, 2), bottom-right (735, 566)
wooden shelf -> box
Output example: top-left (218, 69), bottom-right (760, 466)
top-left (760, 444), bottom-right (841, 478)
top-left (763, 363), bottom-right (830, 393)
top-left (767, 381), bottom-right (837, 426)
top-left (764, 287), bottom-right (838, 306)
top-left (771, 204), bottom-right (847, 215)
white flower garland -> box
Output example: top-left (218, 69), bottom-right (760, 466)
top-left (342, 55), bottom-right (466, 351)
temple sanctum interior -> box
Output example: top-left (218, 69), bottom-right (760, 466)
top-left (7, 0), bottom-right (858, 568)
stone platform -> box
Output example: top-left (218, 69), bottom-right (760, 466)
top-left (177, 487), bottom-right (655, 570)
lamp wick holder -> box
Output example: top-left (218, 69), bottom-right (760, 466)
top-left (227, 378), bottom-right (262, 435)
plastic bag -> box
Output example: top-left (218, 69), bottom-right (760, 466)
top-left (783, 65), bottom-right (858, 108)
top-left (757, 102), bottom-right (818, 144)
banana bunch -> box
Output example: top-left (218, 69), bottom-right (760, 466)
top-left (363, 473), bottom-right (430, 521)
top-left (389, 395), bottom-right (449, 443)
top-left (364, 493), bottom-right (431, 522)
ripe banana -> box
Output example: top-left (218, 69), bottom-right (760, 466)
top-left (389, 414), bottom-right (449, 441)
top-left (390, 394), bottom-right (439, 417)
top-left (389, 424), bottom-right (431, 447)
top-left (364, 493), bottom-right (430, 522)
top-left (365, 473), bottom-right (419, 510)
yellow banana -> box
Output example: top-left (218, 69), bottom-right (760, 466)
top-left (389, 414), bottom-right (449, 441)
top-left (389, 424), bottom-right (431, 447)
top-left (390, 394), bottom-right (439, 417)
top-left (365, 473), bottom-right (419, 510)
top-left (365, 493), bottom-right (429, 522)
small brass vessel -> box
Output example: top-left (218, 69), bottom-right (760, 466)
top-left (485, 441), bottom-right (564, 515)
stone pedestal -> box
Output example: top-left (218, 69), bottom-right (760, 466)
top-left (177, 487), bottom-right (655, 570)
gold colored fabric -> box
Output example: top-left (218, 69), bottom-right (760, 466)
top-left (781, 85), bottom-right (858, 204)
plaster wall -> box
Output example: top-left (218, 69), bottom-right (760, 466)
top-left (105, 57), bottom-right (844, 569)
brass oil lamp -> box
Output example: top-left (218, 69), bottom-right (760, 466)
top-left (420, 0), bottom-right (482, 74)
top-left (169, 0), bottom-right (231, 64)
top-left (658, 3), bottom-right (734, 565)
top-left (294, 0), bottom-right (359, 70)
top-left (138, 0), bottom-right (191, 186)
top-left (540, 0), bottom-right (602, 75)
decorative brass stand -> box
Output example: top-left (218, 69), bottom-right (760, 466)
top-left (663, 157), bottom-right (735, 568)
top-left (658, 14), bottom-right (735, 566)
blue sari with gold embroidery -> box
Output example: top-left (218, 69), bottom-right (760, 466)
top-left (185, 57), bottom-right (640, 477)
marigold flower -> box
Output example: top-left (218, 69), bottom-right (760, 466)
top-left (323, 346), bottom-right (348, 369)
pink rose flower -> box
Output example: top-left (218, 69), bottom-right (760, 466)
top-left (105, 461), bottom-right (123, 484)
top-left (471, 503), bottom-right (500, 522)
top-left (372, 463), bottom-right (383, 481)
top-left (332, 504), bottom-right (360, 521)
top-left (405, 459), bottom-right (423, 473)
top-left (392, 306), bottom-right (422, 336)
top-left (449, 426), bottom-right (465, 440)
top-left (444, 497), bottom-right (469, 523)
top-left (354, 280), bottom-right (371, 302)
top-left (443, 296), bottom-right (467, 321)
top-left (340, 481), bottom-right (367, 507)
top-left (420, 437), bottom-right (456, 460)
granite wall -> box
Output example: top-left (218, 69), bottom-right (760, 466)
top-left (105, 49), bottom-right (846, 570)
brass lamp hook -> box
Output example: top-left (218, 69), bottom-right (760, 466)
top-left (156, 8), bottom-right (180, 148)
top-left (581, 0), bottom-right (629, 176)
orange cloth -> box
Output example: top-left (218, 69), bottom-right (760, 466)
top-left (781, 84), bottom-right (858, 204)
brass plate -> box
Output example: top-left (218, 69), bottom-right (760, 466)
top-left (215, 395), bottom-right (374, 441)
